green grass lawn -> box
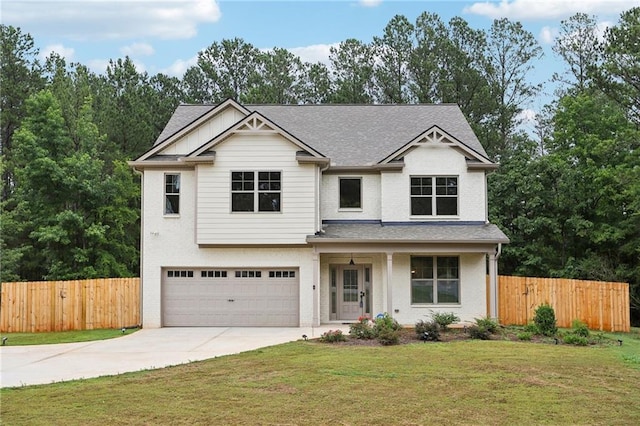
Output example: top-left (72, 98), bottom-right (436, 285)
top-left (0, 328), bottom-right (139, 346)
top-left (2, 335), bottom-right (640, 425)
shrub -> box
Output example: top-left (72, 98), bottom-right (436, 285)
top-left (474, 316), bottom-right (499, 334)
top-left (523, 322), bottom-right (538, 334)
top-left (467, 325), bottom-right (491, 340)
top-left (374, 313), bottom-right (402, 334)
top-left (349, 318), bottom-right (376, 339)
top-left (533, 303), bottom-right (558, 336)
top-left (571, 319), bottom-right (590, 337)
top-left (377, 327), bottom-right (400, 346)
top-left (430, 311), bottom-right (460, 330)
top-left (517, 331), bottom-right (532, 341)
top-left (563, 334), bottom-right (589, 346)
top-left (319, 330), bottom-right (346, 343)
top-left (415, 320), bottom-right (441, 341)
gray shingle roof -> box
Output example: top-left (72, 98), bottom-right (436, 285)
top-left (308, 223), bottom-right (509, 244)
top-left (154, 103), bottom-right (491, 167)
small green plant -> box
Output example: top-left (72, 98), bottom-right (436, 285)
top-left (319, 330), bottom-right (346, 343)
top-left (533, 303), bottom-right (558, 336)
top-left (430, 311), bottom-right (460, 330)
top-left (415, 320), bottom-right (441, 341)
top-left (571, 319), bottom-right (590, 337)
top-left (474, 316), bottom-right (499, 334)
top-left (563, 334), bottom-right (589, 346)
top-left (523, 322), bottom-right (538, 334)
top-left (377, 327), bottom-right (400, 345)
top-left (349, 317), bottom-right (376, 339)
top-left (374, 313), bottom-right (402, 333)
top-left (517, 331), bottom-right (532, 341)
top-left (467, 325), bottom-right (491, 340)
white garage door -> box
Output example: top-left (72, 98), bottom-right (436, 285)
top-left (162, 268), bottom-right (299, 327)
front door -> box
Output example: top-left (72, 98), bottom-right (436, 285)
top-left (339, 267), bottom-right (361, 321)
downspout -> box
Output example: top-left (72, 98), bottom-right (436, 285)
top-left (490, 243), bottom-right (502, 320)
top-left (131, 166), bottom-right (144, 328)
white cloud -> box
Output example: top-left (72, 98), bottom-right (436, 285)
top-left (359, 0), bottom-right (382, 7)
top-left (121, 42), bottom-right (155, 57)
top-left (464, 0), bottom-right (640, 20)
top-left (539, 26), bottom-right (559, 44)
top-left (161, 54), bottom-right (198, 77)
top-left (86, 59), bottom-right (112, 74)
top-left (4, 0), bottom-right (221, 41)
top-left (289, 43), bottom-right (338, 67)
top-left (40, 43), bottom-right (75, 61)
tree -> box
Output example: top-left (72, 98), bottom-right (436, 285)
top-left (594, 7), bottom-right (640, 124)
top-left (4, 90), bottom-right (140, 281)
top-left (552, 13), bottom-right (600, 93)
top-left (243, 48), bottom-right (305, 104)
top-left (373, 15), bottom-right (414, 103)
top-left (196, 38), bottom-right (261, 102)
top-left (409, 12), bottom-right (448, 103)
top-left (484, 18), bottom-right (543, 159)
top-left (329, 39), bottom-right (375, 103)
top-left (0, 25), bottom-right (44, 199)
top-left (299, 62), bottom-right (332, 104)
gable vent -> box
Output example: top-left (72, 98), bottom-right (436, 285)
top-left (238, 117), bottom-right (274, 132)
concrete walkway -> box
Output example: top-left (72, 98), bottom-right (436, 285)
top-left (0, 326), bottom-right (349, 388)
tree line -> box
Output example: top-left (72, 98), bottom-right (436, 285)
top-left (0, 8), bottom-right (638, 323)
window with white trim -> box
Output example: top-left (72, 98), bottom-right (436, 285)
top-left (411, 256), bottom-right (459, 304)
top-left (231, 171), bottom-right (281, 212)
top-left (410, 176), bottom-right (458, 216)
top-left (164, 174), bottom-right (180, 214)
top-left (339, 177), bottom-right (362, 209)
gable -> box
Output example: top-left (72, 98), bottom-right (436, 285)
top-left (135, 99), bottom-right (250, 162)
top-left (186, 111), bottom-right (326, 161)
top-left (379, 125), bottom-right (494, 168)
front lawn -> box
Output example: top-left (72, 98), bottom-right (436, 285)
top-left (2, 337), bottom-right (639, 425)
top-left (0, 328), bottom-right (139, 346)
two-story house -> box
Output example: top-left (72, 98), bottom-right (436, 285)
top-left (129, 99), bottom-right (509, 328)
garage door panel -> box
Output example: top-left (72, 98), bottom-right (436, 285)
top-left (162, 268), bottom-right (299, 327)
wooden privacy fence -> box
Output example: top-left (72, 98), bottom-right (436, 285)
top-left (0, 278), bottom-right (140, 333)
top-left (497, 276), bottom-right (630, 332)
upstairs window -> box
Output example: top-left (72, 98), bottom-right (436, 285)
top-left (410, 176), bottom-right (457, 216)
top-left (339, 177), bottom-right (362, 209)
top-left (164, 173), bottom-right (180, 215)
top-left (231, 171), bottom-right (281, 212)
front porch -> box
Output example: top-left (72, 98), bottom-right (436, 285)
top-left (307, 222), bottom-right (508, 327)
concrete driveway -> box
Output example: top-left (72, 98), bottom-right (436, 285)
top-left (0, 326), bottom-right (348, 388)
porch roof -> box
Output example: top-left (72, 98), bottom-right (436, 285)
top-left (307, 222), bottom-right (509, 245)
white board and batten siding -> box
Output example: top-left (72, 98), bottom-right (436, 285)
top-left (196, 133), bottom-right (317, 245)
top-left (159, 108), bottom-right (246, 156)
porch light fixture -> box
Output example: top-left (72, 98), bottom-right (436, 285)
top-left (349, 254), bottom-right (355, 265)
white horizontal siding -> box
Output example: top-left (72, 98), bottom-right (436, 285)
top-left (196, 133), bottom-right (317, 244)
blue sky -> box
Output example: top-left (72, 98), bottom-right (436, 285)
top-left (3, 0), bottom-right (640, 122)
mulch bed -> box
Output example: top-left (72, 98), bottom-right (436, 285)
top-left (325, 326), bottom-right (551, 347)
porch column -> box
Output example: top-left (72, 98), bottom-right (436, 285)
top-left (386, 252), bottom-right (393, 315)
top-left (488, 251), bottom-right (498, 319)
top-left (312, 252), bottom-right (320, 326)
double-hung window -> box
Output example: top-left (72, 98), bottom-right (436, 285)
top-left (410, 176), bottom-right (458, 216)
top-left (164, 173), bottom-right (180, 215)
top-left (411, 256), bottom-right (459, 304)
top-left (231, 171), bottom-right (281, 212)
top-left (339, 177), bottom-right (361, 209)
